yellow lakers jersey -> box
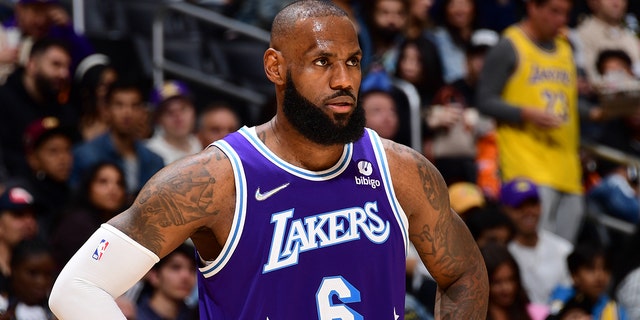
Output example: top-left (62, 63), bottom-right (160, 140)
top-left (498, 26), bottom-right (582, 194)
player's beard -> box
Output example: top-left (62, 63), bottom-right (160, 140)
top-left (283, 74), bottom-right (365, 146)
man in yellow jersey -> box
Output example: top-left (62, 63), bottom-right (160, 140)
top-left (476, 0), bottom-right (584, 244)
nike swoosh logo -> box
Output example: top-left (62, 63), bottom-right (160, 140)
top-left (255, 183), bottom-right (290, 201)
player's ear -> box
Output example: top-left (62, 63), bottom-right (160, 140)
top-left (264, 48), bottom-right (285, 85)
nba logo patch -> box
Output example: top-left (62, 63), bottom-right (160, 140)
top-left (92, 239), bottom-right (110, 260)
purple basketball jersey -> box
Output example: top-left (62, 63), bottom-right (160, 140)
top-left (198, 127), bottom-right (409, 319)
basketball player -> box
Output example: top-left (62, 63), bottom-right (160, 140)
top-left (49, 1), bottom-right (489, 319)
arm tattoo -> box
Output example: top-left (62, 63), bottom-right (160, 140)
top-left (388, 142), bottom-right (448, 211)
top-left (120, 148), bottom-right (227, 253)
top-left (389, 141), bottom-right (488, 318)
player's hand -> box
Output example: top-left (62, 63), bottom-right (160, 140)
top-left (521, 108), bottom-right (563, 129)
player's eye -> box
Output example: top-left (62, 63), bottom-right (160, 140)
top-left (314, 58), bottom-right (328, 66)
top-left (346, 57), bottom-right (360, 67)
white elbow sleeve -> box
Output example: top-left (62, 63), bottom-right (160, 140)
top-left (49, 224), bottom-right (160, 320)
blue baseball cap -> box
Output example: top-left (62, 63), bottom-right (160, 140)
top-left (500, 178), bottom-right (539, 208)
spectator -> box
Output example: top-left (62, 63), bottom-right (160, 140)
top-left (588, 49), bottom-right (638, 122)
top-left (395, 36), bottom-right (444, 106)
top-left (360, 70), bottom-right (400, 140)
top-left (22, 117), bottom-right (73, 238)
top-left (464, 205), bottom-right (514, 248)
top-left (0, 184), bottom-right (37, 296)
top-left (405, 0), bottom-right (435, 40)
top-left (574, 0), bottom-right (640, 82)
top-left (0, 38), bottom-right (76, 179)
top-left (481, 242), bottom-right (549, 320)
top-left (500, 178), bottom-right (573, 305)
top-left (146, 80), bottom-right (201, 165)
top-left (423, 29), bottom-right (497, 185)
top-left (196, 102), bottom-right (241, 149)
top-left (4, 0), bottom-right (96, 77)
top-left (579, 49), bottom-right (637, 140)
top-left (72, 54), bottom-right (118, 142)
top-left (136, 244), bottom-right (198, 320)
top-left (394, 37), bottom-right (444, 146)
top-left (477, 0), bottom-right (584, 244)
top-left (0, 238), bottom-right (56, 320)
top-left (547, 299), bottom-right (592, 320)
top-left (595, 49), bottom-right (635, 80)
top-left (452, 29), bottom-right (498, 106)
top-left (548, 243), bottom-right (629, 319)
top-left (587, 158), bottom-right (639, 224)
top-left (71, 79), bottom-right (164, 197)
top-left (429, 0), bottom-right (477, 83)
top-left (51, 161), bottom-right (127, 269)
top-left (365, 0), bottom-right (409, 74)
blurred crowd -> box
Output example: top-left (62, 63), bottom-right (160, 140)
top-left (1, 0), bottom-right (640, 319)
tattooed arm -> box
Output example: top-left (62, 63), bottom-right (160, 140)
top-left (49, 147), bottom-right (235, 319)
top-left (384, 139), bottom-right (489, 319)
top-left (109, 146), bottom-right (236, 258)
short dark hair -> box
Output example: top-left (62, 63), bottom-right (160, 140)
top-left (153, 243), bottom-right (195, 270)
top-left (105, 78), bottom-right (145, 104)
top-left (465, 206), bottom-right (515, 243)
top-left (196, 101), bottom-right (239, 129)
top-left (567, 243), bottom-right (611, 275)
top-left (595, 49), bottom-right (633, 76)
top-left (29, 37), bottom-right (71, 59)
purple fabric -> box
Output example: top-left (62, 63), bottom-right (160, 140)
top-left (198, 127), bottom-right (407, 319)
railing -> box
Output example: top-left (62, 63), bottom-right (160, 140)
top-left (152, 1), bottom-right (270, 107)
top-left (392, 78), bottom-right (422, 151)
top-left (151, 1), bottom-right (424, 151)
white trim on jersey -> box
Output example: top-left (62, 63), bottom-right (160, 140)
top-left (198, 140), bottom-right (248, 277)
top-left (367, 129), bottom-right (409, 256)
top-left (238, 126), bottom-right (352, 181)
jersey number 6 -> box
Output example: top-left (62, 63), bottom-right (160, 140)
top-left (316, 276), bottom-right (363, 320)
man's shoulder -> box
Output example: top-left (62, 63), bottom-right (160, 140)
top-left (0, 71), bottom-right (25, 101)
top-left (576, 15), bottom-right (598, 32)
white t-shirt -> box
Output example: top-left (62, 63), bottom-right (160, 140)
top-left (146, 133), bottom-right (202, 165)
top-left (508, 230), bottom-right (574, 305)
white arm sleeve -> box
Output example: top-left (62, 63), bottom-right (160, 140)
top-left (49, 223), bottom-right (160, 320)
